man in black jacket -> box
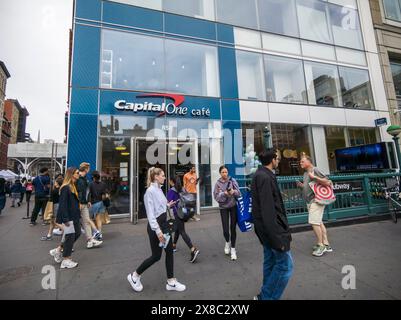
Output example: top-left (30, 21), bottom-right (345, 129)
top-left (251, 149), bottom-right (293, 300)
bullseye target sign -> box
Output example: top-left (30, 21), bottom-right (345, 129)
top-left (309, 182), bottom-right (336, 205)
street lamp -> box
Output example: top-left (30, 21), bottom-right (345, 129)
top-left (387, 125), bottom-right (401, 172)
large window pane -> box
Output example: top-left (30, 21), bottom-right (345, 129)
top-left (348, 127), bottom-right (378, 146)
top-left (163, 0), bottom-right (215, 20)
top-left (264, 55), bottom-right (307, 104)
top-left (296, 0), bottom-right (333, 43)
top-left (383, 0), bottom-right (401, 22)
top-left (339, 67), bottom-right (374, 109)
top-left (336, 47), bottom-right (367, 66)
top-left (101, 30), bottom-right (164, 91)
top-left (236, 51), bottom-right (266, 101)
top-left (329, 4), bottom-right (363, 50)
top-left (325, 126), bottom-right (346, 173)
top-left (301, 40), bottom-right (336, 61)
top-left (390, 61), bottom-right (401, 97)
top-left (304, 61), bottom-right (342, 106)
top-left (216, 0), bottom-right (258, 29)
top-left (258, 0), bottom-right (299, 37)
top-left (165, 39), bottom-right (219, 97)
top-left (271, 124), bottom-right (313, 176)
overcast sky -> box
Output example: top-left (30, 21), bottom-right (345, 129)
top-left (0, 0), bottom-right (73, 143)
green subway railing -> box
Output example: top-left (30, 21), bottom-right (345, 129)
top-left (237, 172), bottom-right (400, 225)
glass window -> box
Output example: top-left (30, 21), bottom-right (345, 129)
top-left (257, 0), bottom-right (299, 37)
top-left (216, 0), bottom-right (258, 29)
top-left (301, 41), bottom-right (336, 61)
top-left (325, 126), bottom-right (346, 173)
top-left (383, 0), bottom-right (401, 22)
top-left (236, 51), bottom-right (266, 101)
top-left (165, 39), bottom-right (219, 97)
top-left (234, 28), bottom-right (262, 48)
top-left (99, 137), bottom-right (131, 215)
top-left (264, 55), bottom-right (308, 104)
top-left (262, 33), bottom-right (301, 55)
top-left (101, 30), bottom-right (165, 91)
top-left (304, 61), bottom-right (342, 106)
top-left (336, 47), bottom-right (367, 66)
top-left (271, 123), bottom-right (313, 176)
top-left (339, 67), bottom-right (374, 109)
top-left (329, 4), bottom-right (363, 50)
top-left (99, 116), bottom-right (166, 137)
top-left (163, 0), bottom-right (215, 20)
top-left (111, 0), bottom-right (162, 10)
top-left (296, 0), bottom-right (333, 43)
top-left (348, 127), bottom-right (378, 146)
top-left (329, 0), bottom-right (357, 9)
top-left (390, 61), bottom-right (401, 97)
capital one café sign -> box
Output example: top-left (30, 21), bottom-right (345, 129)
top-left (114, 93), bottom-right (211, 118)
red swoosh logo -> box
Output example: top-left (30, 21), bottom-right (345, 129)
top-left (137, 94), bottom-right (185, 117)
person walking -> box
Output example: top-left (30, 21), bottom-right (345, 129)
top-left (167, 176), bottom-right (200, 263)
top-left (54, 167), bottom-right (81, 269)
top-left (251, 149), bottom-right (293, 300)
top-left (297, 155), bottom-right (333, 257)
top-left (127, 167), bottom-right (186, 293)
top-left (0, 178), bottom-right (6, 215)
top-left (77, 163), bottom-right (103, 248)
top-left (30, 167), bottom-right (51, 226)
top-left (88, 170), bottom-right (108, 240)
top-left (41, 175), bottom-right (64, 241)
top-left (25, 179), bottom-right (33, 204)
top-left (213, 166), bottom-right (241, 261)
top-left (183, 165), bottom-right (200, 221)
top-left (10, 179), bottom-right (23, 207)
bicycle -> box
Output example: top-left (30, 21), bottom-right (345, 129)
top-left (383, 185), bottom-right (399, 224)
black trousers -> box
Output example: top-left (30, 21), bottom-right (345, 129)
top-left (62, 220), bottom-right (81, 258)
top-left (25, 191), bottom-right (32, 203)
top-left (136, 213), bottom-right (174, 279)
top-left (174, 218), bottom-right (193, 249)
top-left (220, 206), bottom-right (238, 248)
top-left (31, 197), bottom-right (49, 223)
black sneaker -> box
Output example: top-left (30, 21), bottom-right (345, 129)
top-left (190, 248), bottom-right (200, 263)
top-left (29, 222), bottom-right (36, 226)
top-left (41, 235), bottom-right (53, 241)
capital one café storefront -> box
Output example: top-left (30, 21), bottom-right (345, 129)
top-left (67, 90), bottom-right (237, 223)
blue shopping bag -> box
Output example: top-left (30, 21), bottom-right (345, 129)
top-left (236, 191), bottom-right (253, 232)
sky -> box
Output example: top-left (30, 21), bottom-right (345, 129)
top-left (0, 0), bottom-right (73, 143)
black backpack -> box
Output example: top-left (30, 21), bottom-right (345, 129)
top-left (176, 189), bottom-right (196, 221)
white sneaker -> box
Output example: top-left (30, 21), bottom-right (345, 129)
top-left (224, 242), bottom-right (231, 255)
top-left (231, 248), bottom-right (237, 261)
top-left (87, 240), bottom-right (94, 249)
top-left (52, 228), bottom-right (63, 236)
top-left (127, 273), bottom-right (143, 292)
top-left (166, 279), bottom-right (186, 292)
top-left (60, 259), bottom-right (78, 269)
top-left (91, 239), bottom-right (103, 247)
top-left (49, 248), bottom-right (62, 263)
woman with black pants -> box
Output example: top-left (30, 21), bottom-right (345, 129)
top-left (127, 167), bottom-right (186, 293)
top-left (54, 167), bottom-right (81, 269)
top-left (213, 166), bottom-right (241, 261)
top-left (167, 176), bottom-right (200, 263)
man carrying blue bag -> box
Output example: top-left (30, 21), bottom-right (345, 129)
top-left (251, 149), bottom-right (293, 300)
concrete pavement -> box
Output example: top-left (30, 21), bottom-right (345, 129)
top-left (0, 198), bottom-right (400, 300)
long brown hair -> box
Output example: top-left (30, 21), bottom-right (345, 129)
top-left (146, 167), bottom-right (164, 187)
top-left (60, 167), bottom-right (78, 197)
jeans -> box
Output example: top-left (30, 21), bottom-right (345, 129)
top-left (136, 213), bottom-right (174, 279)
top-left (62, 220), bottom-right (81, 258)
top-left (11, 193), bottom-right (20, 206)
top-left (0, 195), bottom-right (6, 214)
top-left (260, 243), bottom-right (294, 300)
top-left (31, 196), bottom-right (49, 223)
top-left (220, 206), bottom-right (237, 248)
top-left (174, 217), bottom-right (193, 249)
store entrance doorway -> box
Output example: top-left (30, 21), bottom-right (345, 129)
top-left (131, 137), bottom-right (199, 223)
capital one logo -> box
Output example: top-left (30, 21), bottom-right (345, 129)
top-left (114, 93), bottom-right (211, 117)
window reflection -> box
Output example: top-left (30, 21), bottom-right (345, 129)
top-left (339, 67), bottom-right (374, 109)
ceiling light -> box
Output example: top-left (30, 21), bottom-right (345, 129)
top-left (115, 146), bottom-right (127, 151)
top-left (121, 152), bottom-right (130, 156)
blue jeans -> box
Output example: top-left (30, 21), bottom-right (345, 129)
top-left (260, 243), bottom-right (294, 300)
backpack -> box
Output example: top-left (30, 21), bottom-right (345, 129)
top-left (176, 189), bottom-right (196, 222)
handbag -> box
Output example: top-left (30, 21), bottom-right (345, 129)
top-left (236, 191), bottom-right (253, 232)
top-left (161, 208), bottom-right (177, 235)
top-left (43, 201), bottom-right (54, 221)
top-left (308, 181), bottom-right (336, 205)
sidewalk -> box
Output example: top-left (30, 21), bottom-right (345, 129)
top-left (0, 198), bottom-right (400, 300)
